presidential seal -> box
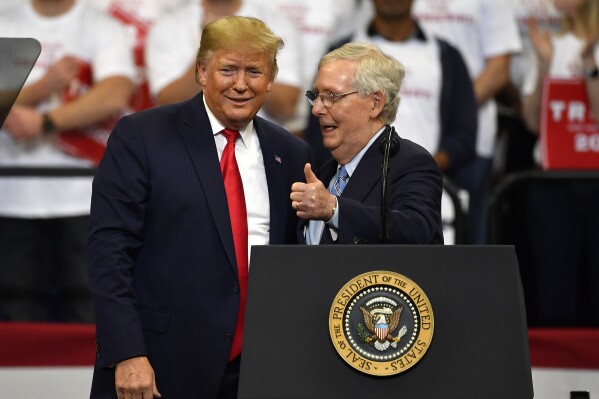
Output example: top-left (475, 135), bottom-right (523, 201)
top-left (329, 271), bottom-right (434, 376)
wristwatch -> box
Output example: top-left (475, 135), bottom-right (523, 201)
top-left (41, 112), bottom-right (56, 134)
top-left (583, 65), bottom-right (599, 79)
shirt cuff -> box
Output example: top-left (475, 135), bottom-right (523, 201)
top-left (326, 197), bottom-right (339, 229)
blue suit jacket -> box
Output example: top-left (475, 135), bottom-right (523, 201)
top-left (88, 94), bottom-right (312, 398)
top-left (299, 132), bottom-right (443, 245)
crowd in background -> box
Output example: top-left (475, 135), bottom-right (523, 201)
top-left (0, 0), bottom-right (598, 326)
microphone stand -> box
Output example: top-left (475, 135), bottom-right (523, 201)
top-left (379, 125), bottom-right (399, 244)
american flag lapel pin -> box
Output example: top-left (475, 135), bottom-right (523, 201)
top-left (275, 155), bottom-right (282, 164)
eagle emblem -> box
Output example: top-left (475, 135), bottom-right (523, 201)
top-left (358, 297), bottom-right (407, 351)
top-left (329, 271), bottom-right (434, 376)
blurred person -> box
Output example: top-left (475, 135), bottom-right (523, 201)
top-left (510, 0), bottom-right (563, 90)
top-left (523, 0), bottom-right (599, 132)
top-left (145, 0), bottom-right (303, 127)
top-left (0, 0), bottom-right (135, 322)
top-left (88, 16), bottom-right (312, 398)
top-left (91, 0), bottom-right (188, 111)
top-left (495, 0), bottom-right (563, 176)
top-left (521, 0), bottom-right (599, 325)
top-left (290, 42), bottom-right (444, 245)
top-left (413, 0), bottom-right (522, 244)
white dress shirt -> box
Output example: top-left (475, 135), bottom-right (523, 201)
top-left (203, 97), bottom-right (270, 267)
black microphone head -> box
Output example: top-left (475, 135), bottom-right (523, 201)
top-left (379, 126), bottom-right (400, 157)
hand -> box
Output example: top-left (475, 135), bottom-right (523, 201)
top-left (527, 20), bottom-right (553, 69)
top-left (44, 55), bottom-right (82, 93)
top-left (115, 356), bottom-right (162, 399)
top-left (3, 105), bottom-right (44, 141)
top-left (433, 151), bottom-right (450, 173)
top-left (290, 163), bottom-right (337, 221)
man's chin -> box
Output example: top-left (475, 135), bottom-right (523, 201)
top-left (224, 110), bottom-right (258, 127)
top-left (321, 138), bottom-right (337, 153)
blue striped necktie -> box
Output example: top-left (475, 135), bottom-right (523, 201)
top-left (330, 165), bottom-right (349, 196)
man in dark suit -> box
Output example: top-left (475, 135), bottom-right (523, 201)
top-left (88, 16), bottom-right (312, 399)
top-left (290, 42), bottom-right (443, 245)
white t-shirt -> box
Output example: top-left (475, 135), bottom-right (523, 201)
top-left (146, 0), bottom-right (303, 100)
top-left (413, 0), bottom-right (522, 157)
top-left (90, 0), bottom-right (187, 110)
top-left (0, 0), bottom-right (25, 11)
top-left (92, 0), bottom-right (186, 19)
top-left (353, 28), bottom-right (443, 155)
top-left (0, 0), bottom-right (135, 218)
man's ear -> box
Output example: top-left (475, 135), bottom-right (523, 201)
top-left (197, 62), bottom-right (207, 87)
top-left (370, 91), bottom-right (385, 119)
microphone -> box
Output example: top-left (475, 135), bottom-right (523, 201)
top-left (378, 126), bottom-right (400, 158)
top-left (379, 125), bottom-right (400, 244)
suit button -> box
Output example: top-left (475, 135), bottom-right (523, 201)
top-left (232, 284), bottom-right (239, 293)
top-left (223, 333), bottom-right (232, 342)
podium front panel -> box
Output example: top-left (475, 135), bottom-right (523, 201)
top-left (239, 245), bottom-right (533, 399)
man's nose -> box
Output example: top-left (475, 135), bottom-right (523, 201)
top-left (233, 72), bottom-right (248, 91)
top-left (311, 96), bottom-right (326, 116)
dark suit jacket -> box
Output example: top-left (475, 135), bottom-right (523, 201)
top-left (88, 93), bottom-right (312, 398)
top-left (300, 131), bottom-right (443, 245)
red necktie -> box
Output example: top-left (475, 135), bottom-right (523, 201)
top-left (220, 128), bottom-right (248, 361)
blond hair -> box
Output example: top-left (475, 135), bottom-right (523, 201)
top-left (196, 16), bottom-right (283, 80)
top-left (319, 42), bottom-right (406, 124)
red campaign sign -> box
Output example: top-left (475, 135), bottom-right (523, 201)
top-left (540, 78), bottom-right (599, 170)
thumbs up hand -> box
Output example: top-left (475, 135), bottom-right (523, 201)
top-left (290, 163), bottom-right (338, 221)
top-left (303, 162), bottom-right (319, 183)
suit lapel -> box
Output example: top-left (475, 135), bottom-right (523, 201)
top-left (342, 142), bottom-right (382, 202)
top-left (178, 94), bottom-right (237, 275)
top-left (254, 118), bottom-right (287, 244)
top-left (324, 134), bottom-right (387, 203)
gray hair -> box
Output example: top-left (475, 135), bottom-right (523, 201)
top-left (319, 42), bottom-right (405, 124)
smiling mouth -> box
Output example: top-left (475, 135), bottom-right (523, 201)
top-left (227, 96), bottom-right (252, 105)
top-left (320, 124), bottom-right (337, 133)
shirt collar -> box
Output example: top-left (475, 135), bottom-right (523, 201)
top-left (366, 20), bottom-right (427, 43)
top-left (203, 95), bottom-right (253, 147)
top-left (339, 126), bottom-right (387, 177)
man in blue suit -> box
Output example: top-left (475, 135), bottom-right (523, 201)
top-left (88, 16), bottom-right (312, 399)
top-left (290, 43), bottom-right (443, 245)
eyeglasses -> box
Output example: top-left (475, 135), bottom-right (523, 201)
top-left (305, 90), bottom-right (358, 108)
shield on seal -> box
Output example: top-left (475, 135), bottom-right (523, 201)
top-left (375, 323), bottom-right (389, 341)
